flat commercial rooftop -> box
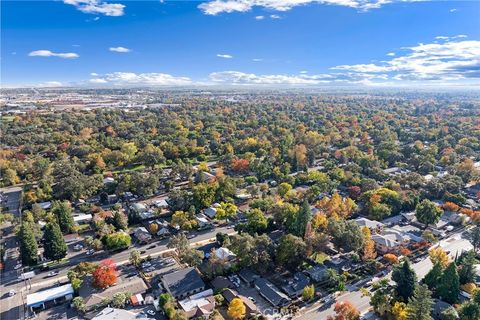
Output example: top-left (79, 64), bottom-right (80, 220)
top-left (26, 284), bottom-right (73, 307)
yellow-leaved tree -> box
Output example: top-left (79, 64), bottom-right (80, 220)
top-left (227, 298), bottom-right (246, 320)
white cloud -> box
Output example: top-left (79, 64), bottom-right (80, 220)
top-left (38, 81), bottom-right (64, 87)
top-left (270, 14), bottom-right (281, 19)
top-left (198, 0), bottom-right (426, 15)
top-left (435, 35), bottom-right (467, 41)
top-left (109, 46), bottom-right (131, 53)
top-left (93, 16), bottom-right (100, 21)
top-left (217, 54), bottom-right (233, 58)
top-left (332, 38), bottom-right (480, 82)
top-left (300, 70), bottom-right (308, 74)
top-left (255, 15), bottom-right (265, 20)
top-left (450, 8), bottom-right (457, 12)
top-left (29, 50), bottom-right (79, 59)
top-left (89, 72), bottom-right (192, 86)
top-left (64, 0), bottom-right (125, 16)
top-left (89, 78), bottom-right (108, 84)
top-left (252, 58), bottom-right (263, 62)
top-left (209, 71), bottom-right (328, 84)
top-left (11, 52), bottom-right (17, 55)
top-left (90, 72), bottom-right (99, 76)
top-left (387, 52), bottom-right (395, 56)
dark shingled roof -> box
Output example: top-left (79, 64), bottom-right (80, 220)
top-left (161, 267), bottom-right (205, 299)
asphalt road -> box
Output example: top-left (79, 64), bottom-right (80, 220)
top-left (296, 229), bottom-right (473, 320)
top-left (0, 224), bottom-right (234, 320)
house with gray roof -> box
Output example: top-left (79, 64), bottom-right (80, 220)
top-left (254, 278), bottom-right (290, 307)
top-left (161, 267), bottom-right (206, 300)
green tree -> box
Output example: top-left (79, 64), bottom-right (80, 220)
top-left (328, 219), bottom-right (364, 252)
top-left (278, 182), bottom-right (292, 198)
top-left (43, 221), bottom-right (68, 261)
top-left (19, 222), bottom-right (38, 266)
top-left (437, 262), bottom-right (460, 304)
top-left (179, 248), bottom-right (204, 268)
top-left (407, 284), bottom-right (434, 320)
top-left (276, 234), bottom-right (307, 270)
top-left (192, 183), bottom-right (217, 209)
top-left (102, 231), bottom-right (131, 250)
top-left (129, 249), bottom-right (142, 267)
top-left (302, 284), bottom-right (315, 301)
top-left (392, 259), bottom-right (417, 302)
top-left (415, 199), bottom-right (443, 228)
top-left (111, 292), bottom-right (129, 308)
top-left (244, 208), bottom-right (268, 234)
top-left (468, 226), bottom-right (480, 253)
top-left (458, 250), bottom-right (476, 285)
top-left (292, 200), bottom-right (312, 238)
top-left (423, 262), bottom-right (443, 293)
top-left (215, 202), bottom-right (237, 222)
top-left (167, 233), bottom-right (189, 254)
top-left (458, 301), bottom-right (480, 320)
top-left (112, 210), bottom-right (129, 231)
top-left (137, 143), bottom-right (165, 168)
top-left (52, 201), bottom-right (75, 234)
top-left (72, 297), bottom-right (86, 313)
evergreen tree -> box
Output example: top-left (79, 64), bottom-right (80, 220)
top-left (19, 222), bottom-right (38, 266)
top-left (415, 199), bottom-right (443, 228)
top-left (52, 201), bottom-right (74, 234)
top-left (292, 200), bottom-right (312, 238)
top-left (437, 262), bottom-right (460, 304)
top-left (112, 210), bottom-right (129, 231)
top-left (423, 262), bottom-right (443, 293)
top-left (457, 250), bottom-right (476, 285)
top-left (392, 259), bottom-right (417, 302)
top-left (43, 221), bottom-right (68, 261)
top-left (407, 284), bottom-right (434, 320)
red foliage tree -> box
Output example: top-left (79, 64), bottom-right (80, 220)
top-left (327, 301), bottom-right (360, 320)
top-left (348, 186), bottom-right (361, 200)
top-left (231, 158), bottom-right (250, 173)
top-left (92, 259), bottom-right (117, 289)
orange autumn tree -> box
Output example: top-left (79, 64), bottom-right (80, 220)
top-left (327, 301), bottom-right (360, 320)
top-left (361, 227), bottom-right (376, 261)
top-left (384, 253), bottom-right (398, 264)
top-left (316, 193), bottom-right (357, 220)
top-left (92, 259), bottom-right (118, 289)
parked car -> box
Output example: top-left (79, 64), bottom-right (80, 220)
top-left (46, 271), bottom-right (59, 277)
top-left (73, 244), bottom-right (83, 251)
top-left (146, 310), bottom-right (156, 316)
top-left (14, 264), bottom-right (22, 270)
top-left (9, 290), bottom-right (16, 297)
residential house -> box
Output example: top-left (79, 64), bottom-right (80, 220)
top-left (304, 265), bottom-right (329, 283)
top-left (196, 214), bottom-right (214, 230)
top-left (254, 278), bottom-right (291, 307)
top-left (211, 276), bottom-right (234, 290)
top-left (204, 206), bottom-right (217, 219)
top-left (195, 171), bottom-right (216, 184)
top-left (214, 247), bottom-right (237, 264)
top-left (238, 269), bottom-right (260, 287)
top-left (281, 272), bottom-right (310, 298)
top-left (354, 217), bottom-right (384, 231)
top-left (92, 307), bottom-right (154, 320)
top-left (178, 289), bottom-right (215, 319)
top-left (222, 289), bottom-right (258, 317)
top-left (134, 227), bottom-right (152, 243)
top-left (80, 276), bottom-right (148, 311)
top-left (161, 267), bottom-right (206, 300)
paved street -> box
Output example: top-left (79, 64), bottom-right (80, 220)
top-left (296, 229), bottom-right (473, 320)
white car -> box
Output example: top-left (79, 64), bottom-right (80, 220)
top-left (146, 310), bottom-right (156, 316)
top-left (9, 290), bottom-right (16, 297)
top-left (14, 264), bottom-right (22, 270)
top-left (73, 244), bottom-right (83, 251)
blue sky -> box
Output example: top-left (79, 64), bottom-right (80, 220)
top-left (2, 0), bottom-right (480, 87)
